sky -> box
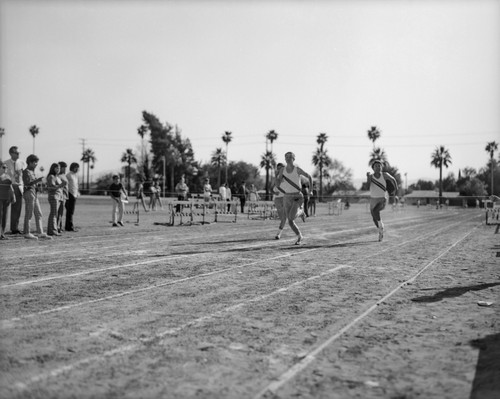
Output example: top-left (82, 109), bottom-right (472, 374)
top-left (1, 0), bottom-right (499, 189)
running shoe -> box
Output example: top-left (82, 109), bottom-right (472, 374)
top-left (117, 221), bottom-right (124, 226)
top-left (24, 233), bottom-right (38, 240)
top-left (378, 228), bottom-right (384, 242)
top-left (295, 235), bottom-right (303, 245)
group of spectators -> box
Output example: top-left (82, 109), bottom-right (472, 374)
top-left (0, 146), bottom-right (80, 240)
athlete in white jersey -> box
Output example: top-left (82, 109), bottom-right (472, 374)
top-left (366, 160), bottom-right (398, 241)
top-left (276, 152), bottom-right (313, 245)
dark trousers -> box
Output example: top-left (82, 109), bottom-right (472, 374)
top-left (10, 185), bottom-right (23, 232)
top-left (65, 193), bottom-right (77, 230)
top-left (240, 197), bottom-right (246, 213)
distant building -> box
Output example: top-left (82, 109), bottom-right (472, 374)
top-left (404, 190), bottom-right (460, 205)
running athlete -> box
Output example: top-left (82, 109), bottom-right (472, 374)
top-left (276, 152), bottom-right (313, 245)
top-left (272, 163), bottom-right (287, 239)
top-left (366, 160), bottom-right (398, 241)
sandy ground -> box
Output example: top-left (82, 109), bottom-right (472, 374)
top-left (0, 198), bottom-right (498, 399)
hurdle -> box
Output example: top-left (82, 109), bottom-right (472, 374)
top-left (168, 200), bottom-right (212, 226)
top-left (214, 200), bottom-right (238, 223)
top-left (485, 201), bottom-right (500, 233)
top-left (328, 199), bottom-right (343, 215)
top-left (246, 201), bottom-right (275, 220)
top-left (122, 208), bottom-right (140, 225)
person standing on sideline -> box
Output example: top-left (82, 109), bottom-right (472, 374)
top-left (65, 162), bottom-right (80, 232)
top-left (109, 175), bottom-right (128, 227)
top-left (203, 178), bottom-right (213, 203)
top-left (175, 175), bottom-right (189, 213)
top-left (273, 163), bottom-right (287, 240)
top-left (46, 163), bottom-right (67, 236)
top-left (22, 154), bottom-right (51, 240)
top-left (301, 182), bottom-right (310, 217)
top-left (309, 182), bottom-right (318, 216)
top-left (133, 176), bottom-right (149, 213)
top-left (57, 161), bottom-right (68, 233)
top-left (218, 182), bottom-right (227, 211)
top-left (225, 183), bottom-right (232, 212)
top-left (238, 181), bottom-right (247, 213)
top-left (4, 146), bottom-right (25, 234)
top-left (0, 163), bottom-right (16, 239)
top-left (277, 152), bottom-right (312, 245)
top-left (366, 160), bottom-right (398, 242)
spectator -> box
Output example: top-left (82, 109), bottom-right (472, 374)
top-left (203, 178), bottom-right (212, 203)
top-left (65, 162), bottom-right (80, 232)
top-left (133, 176), bottom-right (149, 213)
top-left (301, 183), bottom-right (310, 217)
top-left (22, 154), bottom-right (50, 240)
top-left (57, 161), bottom-right (68, 233)
top-left (0, 162), bottom-right (16, 239)
top-left (4, 146), bottom-right (25, 234)
top-left (175, 175), bottom-right (189, 213)
top-left (309, 182), bottom-right (318, 216)
top-left (238, 181), bottom-right (248, 213)
top-left (219, 183), bottom-right (227, 211)
top-left (109, 175), bottom-right (128, 227)
top-left (46, 163), bottom-right (67, 236)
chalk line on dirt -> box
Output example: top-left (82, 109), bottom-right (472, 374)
top-left (252, 225), bottom-right (480, 399)
top-left (1, 217), bottom-right (468, 324)
top-left (10, 264), bottom-right (351, 392)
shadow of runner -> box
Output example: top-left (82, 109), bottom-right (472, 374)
top-left (470, 333), bottom-right (500, 399)
top-left (411, 282), bottom-right (500, 303)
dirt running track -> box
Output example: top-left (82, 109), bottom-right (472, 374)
top-left (0, 200), bottom-right (498, 399)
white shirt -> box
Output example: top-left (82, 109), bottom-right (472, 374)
top-left (67, 171), bottom-right (79, 197)
top-left (219, 186), bottom-right (227, 200)
top-left (5, 158), bottom-right (26, 188)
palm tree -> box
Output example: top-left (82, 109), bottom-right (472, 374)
top-left (430, 145), bottom-right (452, 201)
top-left (260, 150), bottom-right (276, 200)
top-left (266, 129), bottom-right (278, 153)
top-left (121, 148), bottom-right (137, 195)
top-left (222, 131), bottom-right (232, 184)
top-left (367, 126), bottom-right (381, 148)
top-left (81, 148), bottom-right (97, 192)
top-left (313, 133), bottom-right (328, 201)
top-left (29, 125), bottom-right (39, 154)
top-left (137, 125), bottom-right (148, 172)
top-left (485, 141), bottom-right (498, 195)
top-left (211, 148), bottom-right (226, 189)
top-left (368, 147), bottom-right (388, 167)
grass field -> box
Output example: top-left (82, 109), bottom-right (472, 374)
top-left (0, 198), bottom-right (498, 399)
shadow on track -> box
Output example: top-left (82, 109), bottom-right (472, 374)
top-left (469, 333), bottom-right (500, 399)
top-left (411, 282), bottom-right (500, 303)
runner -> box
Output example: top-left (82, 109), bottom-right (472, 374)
top-left (366, 160), bottom-right (398, 241)
top-left (276, 152), bottom-right (313, 245)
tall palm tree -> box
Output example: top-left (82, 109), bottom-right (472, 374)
top-left (312, 148), bottom-right (332, 200)
top-left (137, 125), bottom-right (148, 173)
top-left (211, 148), bottom-right (226, 189)
top-left (314, 133), bottom-right (328, 201)
top-left (368, 147), bottom-right (388, 167)
top-left (29, 125), bottom-right (39, 154)
top-left (260, 150), bottom-right (276, 200)
top-left (367, 126), bottom-right (381, 148)
top-left (222, 131), bottom-right (232, 184)
top-left (121, 148), bottom-right (137, 195)
top-left (485, 141), bottom-right (498, 195)
top-left (266, 129), bottom-right (278, 153)
top-left (81, 148), bottom-right (97, 192)
top-left (430, 145), bottom-right (452, 201)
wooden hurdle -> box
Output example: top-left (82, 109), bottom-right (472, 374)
top-left (122, 208), bottom-right (140, 225)
top-left (328, 199), bottom-right (343, 216)
top-left (246, 201), bottom-right (276, 220)
top-left (485, 202), bottom-right (500, 233)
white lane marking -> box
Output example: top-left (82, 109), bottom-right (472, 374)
top-left (252, 225), bottom-right (479, 398)
top-left (11, 264), bottom-right (351, 391)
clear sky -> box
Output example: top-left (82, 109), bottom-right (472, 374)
top-left (1, 0), bottom-right (499, 188)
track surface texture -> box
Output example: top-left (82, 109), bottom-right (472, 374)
top-left (0, 199), bottom-right (498, 399)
